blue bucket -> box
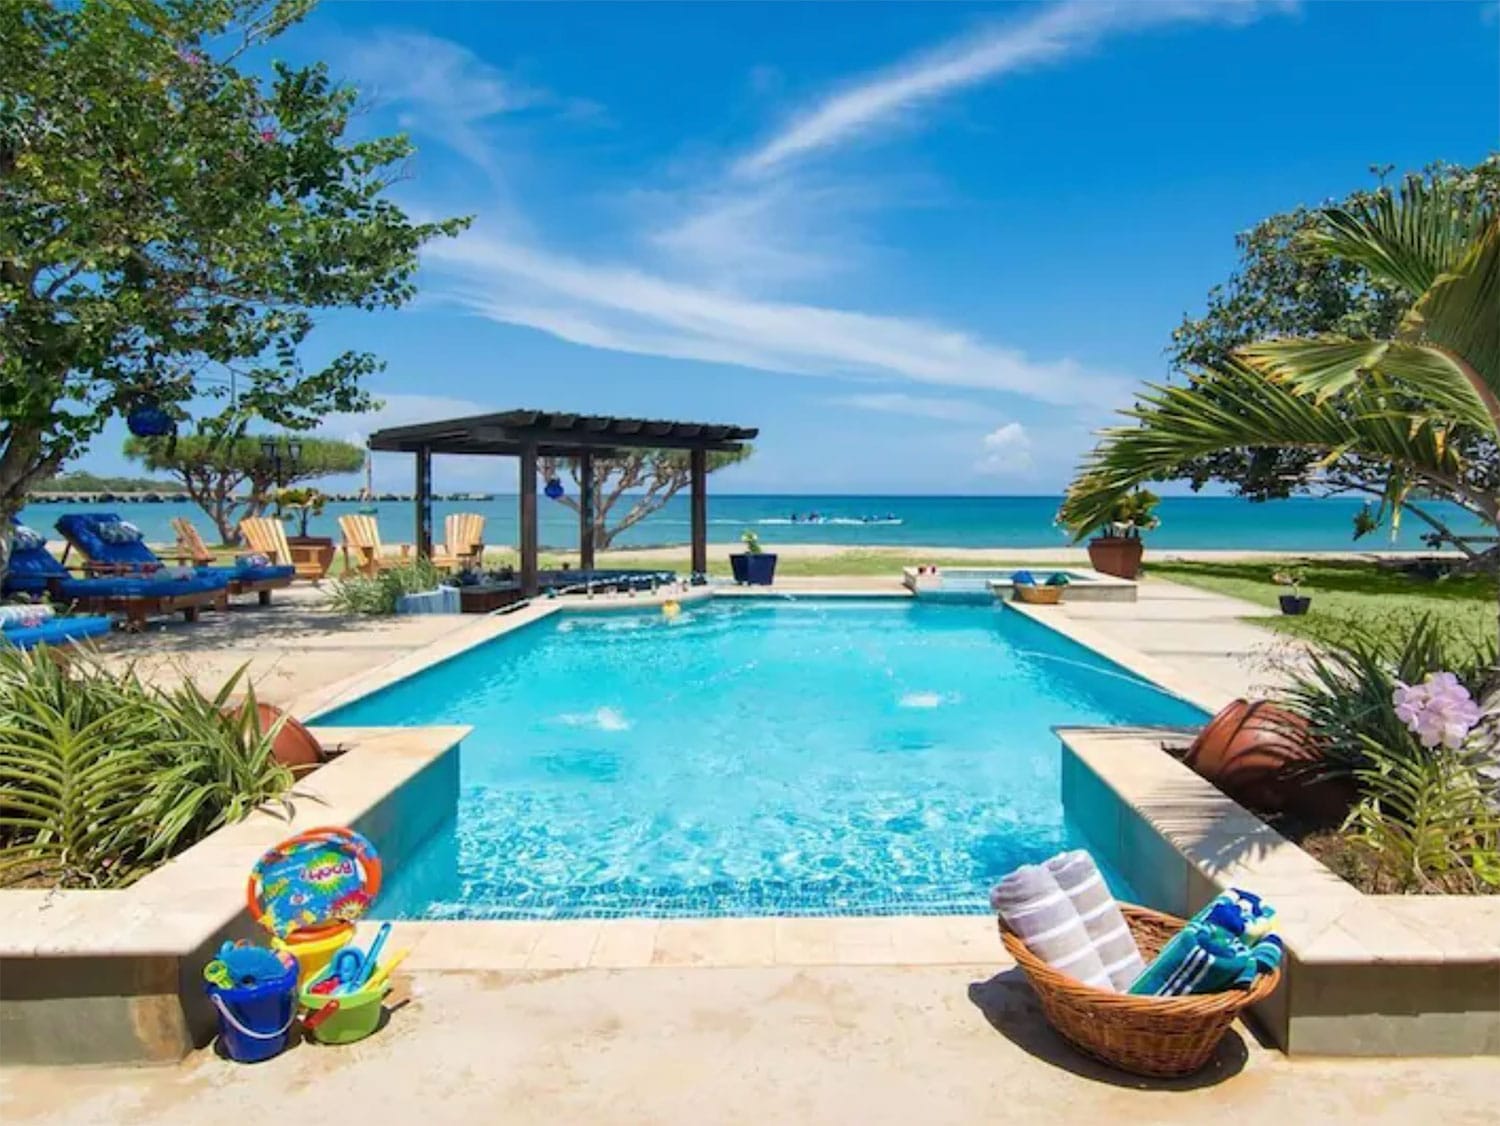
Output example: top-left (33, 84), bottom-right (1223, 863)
top-left (208, 954), bottom-right (299, 1063)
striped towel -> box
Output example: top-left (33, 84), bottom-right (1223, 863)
top-left (991, 864), bottom-right (1111, 990)
top-left (1127, 922), bottom-right (1252, 997)
top-left (1046, 851), bottom-right (1145, 991)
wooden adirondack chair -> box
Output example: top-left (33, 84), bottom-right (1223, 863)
top-left (439, 512), bottom-right (486, 570)
top-left (240, 516), bottom-right (325, 581)
top-left (338, 513), bottom-right (411, 577)
top-left (171, 516), bottom-right (217, 566)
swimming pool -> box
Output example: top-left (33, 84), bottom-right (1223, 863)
top-left (319, 598), bottom-right (1206, 919)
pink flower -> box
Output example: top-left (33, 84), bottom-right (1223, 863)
top-left (1393, 673), bottom-right (1482, 750)
top-left (259, 130), bottom-right (276, 143)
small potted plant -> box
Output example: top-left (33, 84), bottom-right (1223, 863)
top-left (1086, 489), bottom-right (1159, 580)
top-left (729, 530), bottom-right (778, 585)
top-left (274, 487), bottom-right (336, 579)
top-left (1272, 566), bottom-right (1311, 615)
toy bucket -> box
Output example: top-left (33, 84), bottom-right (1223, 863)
top-left (274, 921), bottom-right (355, 991)
top-left (208, 959), bottom-right (299, 1063)
top-left (299, 982), bottom-right (387, 1045)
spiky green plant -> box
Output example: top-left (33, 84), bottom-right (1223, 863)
top-left (0, 649), bottom-right (294, 888)
top-left (327, 558), bottom-right (446, 615)
top-left (1346, 741), bottom-right (1500, 893)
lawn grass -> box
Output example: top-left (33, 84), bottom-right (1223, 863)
top-left (1146, 558), bottom-right (1498, 651)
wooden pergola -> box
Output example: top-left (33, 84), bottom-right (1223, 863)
top-left (366, 409), bottom-right (758, 597)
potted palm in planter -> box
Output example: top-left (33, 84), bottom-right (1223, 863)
top-left (1086, 489), bottom-right (1159, 580)
top-left (729, 530), bottom-right (778, 585)
top-left (1273, 566), bottom-right (1312, 615)
top-left (274, 487), bottom-right (336, 579)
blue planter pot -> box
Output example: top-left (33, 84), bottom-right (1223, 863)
top-left (730, 553), bottom-right (777, 585)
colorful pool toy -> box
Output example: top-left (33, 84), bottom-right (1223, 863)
top-left (247, 826), bottom-right (383, 940)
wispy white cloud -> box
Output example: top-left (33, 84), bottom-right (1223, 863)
top-left (736, 0), bottom-right (1294, 177)
top-left (424, 230), bottom-right (1128, 406)
top-left (975, 422), bottom-right (1034, 474)
top-left (833, 392), bottom-right (993, 422)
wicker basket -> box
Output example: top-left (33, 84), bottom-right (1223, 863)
top-left (1012, 584), bottom-right (1064, 605)
top-left (999, 903), bottom-right (1280, 1078)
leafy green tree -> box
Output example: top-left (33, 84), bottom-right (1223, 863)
top-left (124, 433), bottom-right (363, 542)
top-left (0, 0), bottom-right (467, 577)
top-left (538, 448), bottom-right (753, 550)
top-left (1165, 157), bottom-right (1500, 522)
top-left (1062, 166), bottom-right (1499, 644)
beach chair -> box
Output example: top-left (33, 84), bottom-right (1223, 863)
top-left (171, 516), bottom-right (218, 566)
top-left (436, 512), bottom-right (486, 571)
top-left (5, 521), bottom-right (228, 628)
top-left (239, 516), bottom-right (324, 582)
top-left (338, 513), bottom-right (411, 577)
top-left (56, 512), bottom-right (293, 606)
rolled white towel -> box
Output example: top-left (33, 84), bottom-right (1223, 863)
top-left (0, 603), bottom-right (55, 628)
top-left (991, 863), bottom-right (1111, 989)
top-left (1047, 850), bottom-right (1144, 991)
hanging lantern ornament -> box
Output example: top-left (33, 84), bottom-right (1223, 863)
top-left (544, 477), bottom-right (565, 501)
top-left (126, 402), bottom-right (175, 438)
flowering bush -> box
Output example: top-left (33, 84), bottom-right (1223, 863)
top-left (1394, 673), bottom-right (1484, 750)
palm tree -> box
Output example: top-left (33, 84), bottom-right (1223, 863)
top-left (1061, 171), bottom-right (1499, 639)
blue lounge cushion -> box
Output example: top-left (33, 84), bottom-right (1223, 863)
top-left (55, 512), bottom-right (159, 569)
top-left (1, 615), bottom-right (113, 650)
top-left (225, 563), bottom-right (295, 583)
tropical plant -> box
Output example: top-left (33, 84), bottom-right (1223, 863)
top-left (1271, 566), bottom-right (1307, 598)
top-left (1061, 163), bottom-right (1500, 650)
top-left (1344, 743), bottom-right (1499, 894)
top-left (1098, 489), bottom-right (1160, 540)
top-left (537, 447), bottom-right (753, 550)
top-left (1166, 157), bottom-right (1500, 507)
top-left (0, 651), bottom-right (293, 888)
top-left (274, 486), bottom-right (329, 539)
top-left (1278, 614), bottom-right (1496, 774)
top-left (326, 558), bottom-right (445, 615)
top-left (740, 530), bottom-right (763, 554)
top-left (0, 0), bottom-right (468, 583)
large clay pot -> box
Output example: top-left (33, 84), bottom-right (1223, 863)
top-left (1087, 536), bottom-right (1144, 580)
top-left (1184, 699), bottom-right (1352, 826)
top-left (244, 702), bottom-right (325, 774)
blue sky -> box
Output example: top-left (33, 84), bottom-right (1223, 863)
top-left (84, 0), bottom-right (1499, 494)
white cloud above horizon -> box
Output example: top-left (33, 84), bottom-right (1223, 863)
top-left (832, 392), bottom-right (993, 422)
top-left (975, 422), bottom-right (1034, 474)
top-left (424, 229), bottom-right (1130, 407)
top-left (735, 0), bottom-right (1295, 177)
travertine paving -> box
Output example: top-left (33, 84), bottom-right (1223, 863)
top-left (3, 969), bottom-right (1495, 1125)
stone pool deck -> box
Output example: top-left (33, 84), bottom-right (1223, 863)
top-left (4, 969), bottom-right (1497, 1126)
top-left (80, 573), bottom-right (1289, 713)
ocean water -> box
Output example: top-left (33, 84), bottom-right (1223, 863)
top-left (317, 599), bottom-right (1205, 918)
top-left (17, 493), bottom-right (1485, 552)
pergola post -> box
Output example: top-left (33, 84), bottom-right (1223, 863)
top-left (690, 447), bottom-right (707, 582)
top-left (578, 452), bottom-right (596, 573)
top-left (414, 445), bottom-right (433, 560)
top-left (519, 441), bottom-right (539, 598)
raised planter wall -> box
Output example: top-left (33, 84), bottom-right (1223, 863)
top-left (1059, 726), bottom-right (1500, 1057)
top-left (0, 726), bottom-right (466, 1065)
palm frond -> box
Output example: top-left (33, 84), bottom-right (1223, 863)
top-left (1302, 173), bottom-right (1490, 298)
top-left (1404, 217), bottom-right (1500, 421)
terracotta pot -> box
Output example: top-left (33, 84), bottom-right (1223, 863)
top-left (1087, 536), bottom-right (1144, 580)
top-left (1184, 699), bottom-right (1352, 826)
top-left (233, 702), bottom-right (325, 773)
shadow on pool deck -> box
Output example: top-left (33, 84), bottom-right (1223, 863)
top-left (966, 970), bottom-right (1250, 1091)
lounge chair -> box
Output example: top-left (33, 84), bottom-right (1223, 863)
top-left (435, 512), bottom-right (486, 571)
top-left (5, 521), bottom-right (228, 628)
top-left (57, 512), bottom-right (293, 606)
top-left (239, 516), bottom-right (325, 582)
top-left (338, 513), bottom-right (411, 577)
top-left (0, 605), bottom-right (113, 650)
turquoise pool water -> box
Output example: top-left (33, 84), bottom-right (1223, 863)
top-left (319, 599), bottom-right (1206, 918)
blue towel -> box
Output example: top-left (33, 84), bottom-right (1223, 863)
top-left (1128, 922), bottom-right (1253, 997)
top-left (1010, 570), bottom-right (1037, 586)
